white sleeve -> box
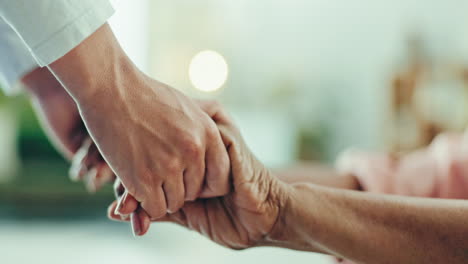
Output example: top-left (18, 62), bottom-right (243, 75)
top-left (0, 0), bottom-right (115, 67)
top-left (0, 17), bottom-right (36, 95)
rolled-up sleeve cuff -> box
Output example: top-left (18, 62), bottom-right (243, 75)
top-left (0, 19), bottom-right (37, 95)
top-left (0, 66), bottom-right (35, 96)
top-left (0, 51), bottom-right (36, 95)
top-left (32, 1), bottom-right (115, 66)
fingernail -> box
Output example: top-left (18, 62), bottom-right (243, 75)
top-left (115, 192), bottom-right (128, 215)
top-left (131, 213), bottom-right (141, 237)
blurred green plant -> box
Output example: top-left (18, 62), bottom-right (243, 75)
top-left (15, 95), bottom-right (62, 159)
top-left (0, 91), bottom-right (113, 220)
top-left (297, 124), bottom-right (331, 162)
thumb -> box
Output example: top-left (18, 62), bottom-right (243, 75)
top-left (115, 191), bottom-right (139, 215)
top-left (196, 99), bottom-right (232, 125)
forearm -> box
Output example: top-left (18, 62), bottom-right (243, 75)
top-left (21, 67), bottom-right (85, 159)
top-left (48, 23), bottom-right (139, 103)
top-left (275, 163), bottom-right (361, 190)
top-left (22, 67), bottom-right (61, 97)
top-left (270, 184), bottom-right (468, 263)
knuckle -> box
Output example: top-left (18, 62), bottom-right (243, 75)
top-left (209, 100), bottom-right (222, 110)
top-left (168, 198), bottom-right (184, 213)
top-left (142, 201), bottom-right (166, 219)
top-left (165, 158), bottom-right (182, 174)
top-left (154, 208), bottom-right (167, 219)
top-left (183, 136), bottom-right (203, 157)
top-left (130, 172), bottom-right (153, 196)
top-left (139, 166), bottom-right (154, 182)
top-left (128, 186), bottom-right (144, 202)
top-left (204, 120), bottom-right (219, 138)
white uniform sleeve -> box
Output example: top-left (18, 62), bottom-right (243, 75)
top-left (0, 17), bottom-right (36, 95)
top-left (0, 0), bottom-right (115, 67)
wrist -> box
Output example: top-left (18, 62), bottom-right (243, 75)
top-left (48, 23), bottom-right (140, 104)
top-left (262, 177), bottom-right (296, 248)
top-left (22, 67), bottom-right (63, 99)
top-left (264, 182), bottom-right (328, 253)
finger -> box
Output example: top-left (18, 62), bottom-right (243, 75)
top-left (92, 163), bottom-right (115, 191)
top-left (163, 177), bottom-right (185, 213)
top-left (84, 167), bottom-right (98, 193)
top-left (141, 186), bottom-right (167, 219)
top-left (82, 142), bottom-right (103, 168)
top-left (199, 131), bottom-right (231, 198)
top-left (108, 200), bottom-right (174, 226)
top-left (107, 201), bottom-right (130, 222)
top-left (70, 140), bottom-right (105, 192)
top-left (196, 100), bottom-right (233, 125)
top-left (217, 124), bottom-right (237, 150)
top-left (130, 212), bottom-right (141, 237)
top-left (132, 208), bottom-right (152, 236)
top-left (183, 158), bottom-right (205, 201)
top-left (138, 209), bottom-right (152, 235)
top-left (197, 101), bottom-right (239, 145)
top-left (69, 138), bottom-right (93, 181)
top-left (196, 101), bottom-right (232, 197)
top-left (115, 191), bottom-right (139, 216)
top-left (84, 160), bottom-right (112, 193)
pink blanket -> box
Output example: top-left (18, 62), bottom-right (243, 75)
top-left (333, 132), bottom-right (468, 263)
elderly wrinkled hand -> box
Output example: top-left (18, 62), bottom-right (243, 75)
top-left (107, 101), bottom-right (290, 248)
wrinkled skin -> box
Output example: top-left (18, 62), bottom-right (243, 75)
top-left (26, 74), bottom-right (287, 247)
top-left (108, 101), bottom-right (290, 249)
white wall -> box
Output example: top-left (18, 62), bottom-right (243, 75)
top-left (147, 0), bottom-right (468, 159)
top-left (109, 0), bottom-right (151, 74)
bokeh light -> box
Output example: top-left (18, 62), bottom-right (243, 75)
top-left (189, 50), bottom-right (228, 92)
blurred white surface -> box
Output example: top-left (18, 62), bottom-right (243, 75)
top-left (109, 0), bottom-right (150, 74)
top-left (147, 0), bottom-right (468, 156)
top-left (0, 221), bottom-right (331, 264)
top-left (0, 106), bottom-right (18, 182)
top-left (231, 108), bottom-right (298, 168)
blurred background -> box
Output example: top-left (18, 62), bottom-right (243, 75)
top-left (2, 0), bottom-right (468, 263)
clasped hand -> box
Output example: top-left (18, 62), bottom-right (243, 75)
top-left (75, 100), bottom-right (288, 249)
